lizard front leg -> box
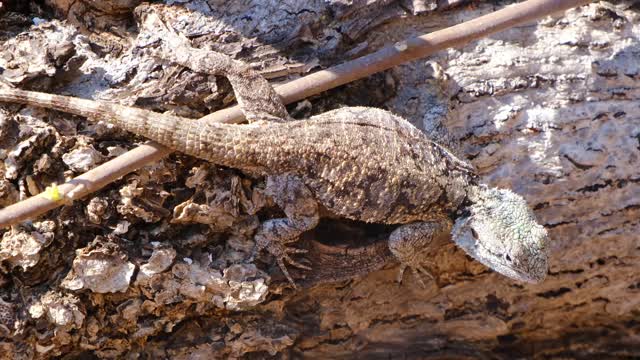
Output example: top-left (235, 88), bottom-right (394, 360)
top-left (254, 175), bottom-right (319, 287)
top-left (389, 220), bottom-right (451, 287)
top-left (152, 28), bottom-right (321, 285)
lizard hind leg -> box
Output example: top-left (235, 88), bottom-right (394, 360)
top-left (152, 25), bottom-right (291, 123)
top-left (254, 175), bottom-right (319, 287)
top-left (389, 220), bottom-right (451, 288)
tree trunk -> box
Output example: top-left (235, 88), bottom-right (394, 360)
top-left (0, 1), bottom-right (638, 358)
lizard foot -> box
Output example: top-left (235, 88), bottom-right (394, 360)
top-left (254, 234), bottom-right (311, 288)
top-left (397, 261), bottom-right (434, 288)
top-left (270, 242), bottom-right (311, 288)
top-left (389, 221), bottom-right (450, 288)
top-left (251, 175), bottom-right (319, 288)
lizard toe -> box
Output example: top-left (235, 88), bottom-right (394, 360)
top-left (276, 257), bottom-right (298, 289)
top-left (261, 239), bottom-right (312, 287)
top-left (285, 247), bottom-right (308, 254)
top-left (396, 262), bottom-right (434, 288)
top-left (283, 253), bottom-right (312, 271)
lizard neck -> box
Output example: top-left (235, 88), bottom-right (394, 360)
top-left (449, 182), bottom-right (482, 220)
top-left (466, 183), bottom-right (490, 204)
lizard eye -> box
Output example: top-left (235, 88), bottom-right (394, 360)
top-left (470, 228), bottom-right (479, 239)
top-left (505, 254), bottom-right (512, 262)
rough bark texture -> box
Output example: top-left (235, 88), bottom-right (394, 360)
top-left (0, 0), bottom-right (638, 358)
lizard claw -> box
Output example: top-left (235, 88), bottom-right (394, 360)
top-left (253, 235), bottom-right (311, 288)
top-left (282, 253), bottom-right (311, 270)
top-left (285, 247), bottom-right (308, 254)
top-left (276, 244), bottom-right (311, 287)
top-left (397, 262), bottom-right (434, 289)
top-left (276, 251), bottom-right (312, 288)
top-left (389, 222), bottom-right (441, 288)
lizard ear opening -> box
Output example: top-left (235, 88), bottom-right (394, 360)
top-left (452, 216), bottom-right (476, 253)
top-left (451, 215), bottom-right (487, 267)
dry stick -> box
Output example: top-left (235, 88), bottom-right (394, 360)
top-left (0, 0), bottom-right (591, 228)
top-left (202, 0), bottom-right (591, 123)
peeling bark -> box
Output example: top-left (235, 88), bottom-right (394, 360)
top-left (0, 1), bottom-right (638, 358)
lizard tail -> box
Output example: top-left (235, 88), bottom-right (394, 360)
top-left (0, 87), bottom-right (192, 150)
top-left (0, 87), bottom-right (148, 120)
top-left (0, 87), bottom-right (272, 170)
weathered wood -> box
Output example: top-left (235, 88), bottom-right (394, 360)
top-left (0, 1), bottom-right (638, 358)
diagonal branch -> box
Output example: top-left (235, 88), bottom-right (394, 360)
top-left (0, 0), bottom-right (591, 228)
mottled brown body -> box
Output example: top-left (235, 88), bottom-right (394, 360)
top-left (0, 26), bottom-right (548, 287)
top-left (0, 89), bottom-right (475, 225)
top-left (182, 108), bottom-right (476, 224)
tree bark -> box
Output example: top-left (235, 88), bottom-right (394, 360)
top-left (0, 1), bottom-right (638, 358)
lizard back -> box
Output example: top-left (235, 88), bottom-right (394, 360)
top-left (0, 89), bottom-right (477, 224)
top-left (189, 107), bottom-right (478, 224)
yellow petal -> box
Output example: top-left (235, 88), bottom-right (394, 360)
top-left (43, 183), bottom-right (63, 201)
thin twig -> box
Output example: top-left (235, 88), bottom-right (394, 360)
top-left (0, 0), bottom-right (591, 228)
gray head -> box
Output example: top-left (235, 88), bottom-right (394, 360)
top-left (452, 186), bottom-right (548, 283)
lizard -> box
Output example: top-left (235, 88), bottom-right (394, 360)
top-left (0, 27), bottom-right (549, 288)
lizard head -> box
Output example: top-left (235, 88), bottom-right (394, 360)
top-left (452, 186), bottom-right (548, 283)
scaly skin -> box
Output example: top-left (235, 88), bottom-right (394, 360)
top-left (0, 27), bottom-right (549, 287)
